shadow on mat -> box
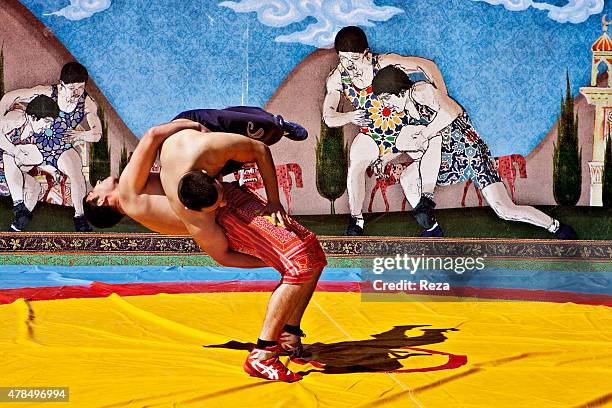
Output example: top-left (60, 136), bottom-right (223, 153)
top-left (205, 325), bottom-right (458, 375)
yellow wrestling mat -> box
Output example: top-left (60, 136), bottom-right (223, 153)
top-left (1, 292), bottom-right (611, 407)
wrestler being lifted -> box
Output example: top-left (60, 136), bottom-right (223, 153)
top-left (83, 119), bottom-right (326, 383)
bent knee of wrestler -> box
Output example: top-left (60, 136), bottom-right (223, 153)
top-left (489, 200), bottom-right (520, 221)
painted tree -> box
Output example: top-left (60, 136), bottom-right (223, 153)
top-left (89, 104), bottom-right (111, 184)
top-left (316, 119), bottom-right (347, 214)
top-left (118, 143), bottom-right (128, 175)
top-left (603, 134), bottom-right (612, 208)
top-left (553, 72), bottom-right (582, 206)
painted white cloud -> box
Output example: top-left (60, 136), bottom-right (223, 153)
top-left (44, 0), bottom-right (112, 21)
top-left (219, 0), bottom-right (403, 48)
top-left (473, 0), bottom-right (603, 24)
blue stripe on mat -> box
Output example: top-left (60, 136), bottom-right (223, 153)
top-left (0, 265), bottom-right (609, 295)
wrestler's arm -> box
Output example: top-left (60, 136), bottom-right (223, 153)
top-left (0, 86), bottom-right (51, 114)
top-left (119, 120), bottom-right (203, 199)
top-left (322, 68), bottom-right (368, 128)
top-left (413, 83), bottom-right (462, 140)
top-left (0, 111), bottom-right (26, 155)
top-left (174, 207), bottom-right (268, 268)
top-left (213, 133), bottom-right (290, 227)
top-left (67, 97), bottom-right (103, 143)
top-left (380, 54), bottom-right (448, 95)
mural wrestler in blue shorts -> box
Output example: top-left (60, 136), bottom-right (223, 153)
top-left (372, 65), bottom-right (577, 239)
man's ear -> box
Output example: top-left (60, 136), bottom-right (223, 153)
top-left (96, 196), bottom-right (107, 207)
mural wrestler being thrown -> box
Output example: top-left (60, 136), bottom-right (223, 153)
top-left (372, 65), bottom-right (577, 239)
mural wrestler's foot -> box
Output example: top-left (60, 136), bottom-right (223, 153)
top-left (555, 223), bottom-right (577, 240)
top-left (421, 224), bottom-right (444, 237)
top-left (74, 215), bottom-right (93, 232)
top-left (243, 346), bottom-right (302, 382)
top-left (277, 115), bottom-right (308, 141)
top-left (9, 203), bottom-right (33, 232)
top-left (345, 216), bottom-right (364, 236)
top-left (413, 195), bottom-right (437, 230)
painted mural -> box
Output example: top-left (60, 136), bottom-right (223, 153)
top-left (0, 0), bottom-right (610, 237)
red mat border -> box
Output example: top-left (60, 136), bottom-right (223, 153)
top-left (1, 281), bottom-right (610, 306)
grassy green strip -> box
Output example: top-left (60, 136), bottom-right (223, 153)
top-left (0, 254), bottom-right (609, 272)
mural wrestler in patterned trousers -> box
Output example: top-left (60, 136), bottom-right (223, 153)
top-left (0, 96), bottom-right (60, 228)
top-left (0, 62), bottom-right (102, 232)
top-left (83, 120), bottom-right (326, 383)
top-left (323, 26), bottom-right (447, 236)
top-left (372, 65), bottom-right (577, 239)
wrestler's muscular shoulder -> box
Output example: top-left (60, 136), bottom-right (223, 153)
top-left (325, 67), bottom-right (343, 91)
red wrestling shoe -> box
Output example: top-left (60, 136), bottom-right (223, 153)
top-left (243, 346), bottom-right (302, 382)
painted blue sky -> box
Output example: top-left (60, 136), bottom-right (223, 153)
top-left (17, 0), bottom-right (611, 156)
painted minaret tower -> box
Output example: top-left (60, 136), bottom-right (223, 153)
top-left (580, 14), bottom-right (612, 206)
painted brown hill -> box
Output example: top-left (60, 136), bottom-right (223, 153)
top-left (264, 48), bottom-right (595, 215)
top-left (0, 0), bottom-right (138, 177)
top-left (517, 74), bottom-right (601, 206)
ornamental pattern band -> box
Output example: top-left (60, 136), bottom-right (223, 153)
top-left (0, 233), bottom-right (610, 261)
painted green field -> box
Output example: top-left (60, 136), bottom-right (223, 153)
top-left (0, 196), bottom-right (610, 240)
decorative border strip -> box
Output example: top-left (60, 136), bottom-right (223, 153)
top-left (1, 281), bottom-right (611, 307)
top-left (2, 254), bottom-right (610, 270)
top-left (0, 233), bottom-right (610, 261)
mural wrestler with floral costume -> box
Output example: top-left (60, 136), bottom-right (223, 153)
top-left (0, 62), bottom-right (102, 232)
top-left (372, 65), bottom-right (577, 239)
top-left (0, 95), bottom-right (60, 230)
top-left (323, 26), bottom-right (448, 237)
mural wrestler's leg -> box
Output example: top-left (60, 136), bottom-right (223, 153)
top-left (399, 161), bottom-right (421, 208)
top-left (3, 154), bottom-right (25, 204)
top-left (57, 148), bottom-right (92, 232)
top-left (420, 136), bottom-right (442, 198)
top-left (346, 132), bottom-right (378, 235)
top-left (399, 160), bottom-right (443, 237)
top-left (3, 153), bottom-right (33, 231)
top-left (414, 136), bottom-right (443, 236)
top-left (23, 172), bottom-right (41, 212)
top-left (481, 182), bottom-right (576, 239)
